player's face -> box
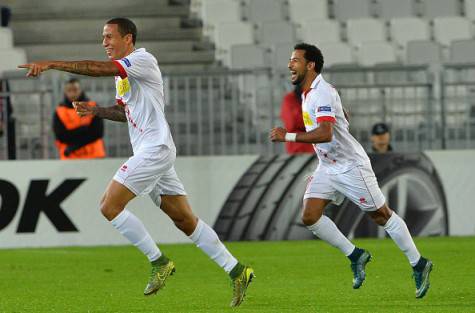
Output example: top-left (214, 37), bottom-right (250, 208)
top-left (288, 50), bottom-right (308, 86)
top-left (102, 24), bottom-right (130, 60)
top-left (371, 133), bottom-right (391, 153)
top-left (64, 82), bottom-right (81, 102)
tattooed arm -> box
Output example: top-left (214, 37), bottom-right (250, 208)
top-left (18, 60), bottom-right (120, 77)
top-left (73, 102), bottom-right (127, 123)
top-left (94, 105), bottom-right (127, 122)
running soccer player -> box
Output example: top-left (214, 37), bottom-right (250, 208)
top-left (270, 43), bottom-right (432, 298)
top-left (19, 18), bottom-right (254, 307)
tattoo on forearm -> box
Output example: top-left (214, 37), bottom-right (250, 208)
top-left (95, 106), bottom-right (127, 122)
top-left (50, 61), bottom-right (118, 77)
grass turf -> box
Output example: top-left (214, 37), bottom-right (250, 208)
top-left (0, 237), bottom-right (474, 313)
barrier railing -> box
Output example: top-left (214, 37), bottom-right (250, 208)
top-left (1, 64), bottom-right (474, 159)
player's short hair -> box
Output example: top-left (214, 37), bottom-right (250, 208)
top-left (106, 17), bottom-right (137, 45)
top-left (294, 43), bottom-right (324, 73)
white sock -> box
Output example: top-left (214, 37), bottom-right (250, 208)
top-left (189, 219), bottom-right (238, 273)
top-left (384, 212), bottom-right (421, 266)
top-left (307, 215), bottom-right (355, 256)
top-left (111, 209), bottom-right (161, 262)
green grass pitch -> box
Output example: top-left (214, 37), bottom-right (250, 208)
top-left (1, 237), bottom-right (474, 313)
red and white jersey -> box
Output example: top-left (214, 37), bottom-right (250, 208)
top-left (113, 48), bottom-right (175, 154)
top-left (302, 74), bottom-right (370, 173)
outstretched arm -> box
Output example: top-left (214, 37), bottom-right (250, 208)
top-left (270, 121), bottom-right (334, 144)
top-left (18, 60), bottom-right (120, 77)
top-left (73, 102), bottom-right (127, 122)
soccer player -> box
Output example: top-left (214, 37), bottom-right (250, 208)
top-left (270, 43), bottom-right (432, 298)
top-left (19, 17), bottom-right (254, 307)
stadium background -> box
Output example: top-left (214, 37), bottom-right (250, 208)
top-left (0, 0), bottom-right (474, 312)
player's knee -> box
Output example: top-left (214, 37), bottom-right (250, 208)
top-left (368, 205), bottom-right (392, 226)
top-left (173, 214), bottom-right (197, 236)
top-left (369, 214), bottom-right (386, 226)
top-left (301, 210), bottom-right (320, 226)
top-left (100, 201), bottom-right (124, 221)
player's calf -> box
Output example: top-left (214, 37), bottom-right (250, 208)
top-left (171, 215), bottom-right (197, 236)
top-left (160, 195), bottom-right (197, 236)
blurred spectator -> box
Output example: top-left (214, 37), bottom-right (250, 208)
top-left (1, 6), bottom-right (11, 27)
top-left (53, 78), bottom-right (106, 159)
top-left (370, 122), bottom-right (393, 153)
top-left (280, 85), bottom-right (314, 154)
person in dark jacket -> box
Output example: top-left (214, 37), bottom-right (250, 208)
top-left (53, 78), bottom-right (106, 159)
top-left (370, 122), bottom-right (393, 153)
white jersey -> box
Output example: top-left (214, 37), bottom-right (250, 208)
top-left (302, 74), bottom-right (370, 174)
top-left (113, 48), bottom-right (175, 154)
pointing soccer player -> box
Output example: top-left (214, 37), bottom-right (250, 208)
top-left (19, 18), bottom-right (254, 307)
top-left (270, 43), bottom-right (432, 298)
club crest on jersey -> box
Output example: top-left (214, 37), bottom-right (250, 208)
top-left (318, 106), bottom-right (332, 112)
top-left (117, 77), bottom-right (131, 96)
top-left (122, 58), bottom-right (131, 67)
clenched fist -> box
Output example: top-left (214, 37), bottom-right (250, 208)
top-left (270, 127), bottom-right (287, 142)
top-left (73, 101), bottom-right (97, 117)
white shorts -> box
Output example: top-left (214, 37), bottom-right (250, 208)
top-left (113, 146), bottom-right (186, 207)
top-left (304, 164), bottom-right (385, 211)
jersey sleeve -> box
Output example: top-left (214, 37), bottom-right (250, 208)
top-left (312, 89), bottom-right (336, 124)
top-left (113, 52), bottom-right (155, 81)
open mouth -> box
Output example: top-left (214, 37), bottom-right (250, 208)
top-left (290, 71), bottom-right (297, 80)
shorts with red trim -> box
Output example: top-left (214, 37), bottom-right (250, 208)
top-left (304, 163), bottom-right (385, 211)
top-left (113, 145), bottom-right (187, 207)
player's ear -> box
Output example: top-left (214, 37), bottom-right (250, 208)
top-left (124, 33), bottom-right (133, 44)
top-left (307, 61), bottom-right (315, 71)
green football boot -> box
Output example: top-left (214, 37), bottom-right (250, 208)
top-left (230, 265), bottom-right (255, 307)
top-left (413, 258), bottom-right (433, 299)
top-left (144, 259), bottom-right (176, 296)
top-left (350, 250), bottom-right (372, 289)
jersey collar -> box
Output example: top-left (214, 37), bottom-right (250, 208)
top-left (122, 48), bottom-right (146, 59)
top-left (310, 74), bottom-right (322, 89)
top-left (303, 74), bottom-right (322, 99)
